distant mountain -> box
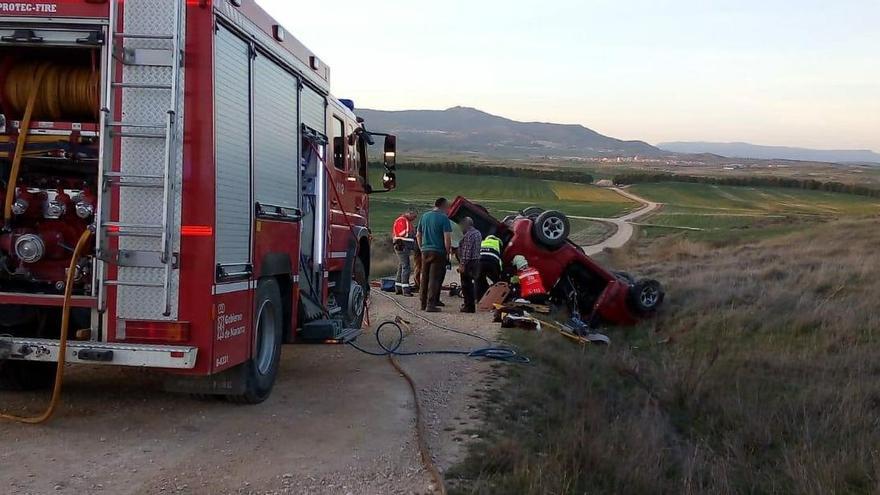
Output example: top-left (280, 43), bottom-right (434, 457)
top-left (358, 106), bottom-right (663, 158)
top-left (659, 141), bottom-right (880, 164)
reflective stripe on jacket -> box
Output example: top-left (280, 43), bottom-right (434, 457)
top-left (392, 215), bottom-right (414, 242)
top-left (480, 235), bottom-right (502, 267)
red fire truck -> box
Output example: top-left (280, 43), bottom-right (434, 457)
top-left (0, 0), bottom-right (397, 403)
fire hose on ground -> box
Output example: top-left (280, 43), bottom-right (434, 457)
top-left (348, 291), bottom-right (530, 494)
top-left (0, 228), bottom-right (93, 424)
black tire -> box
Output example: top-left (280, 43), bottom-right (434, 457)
top-left (0, 307), bottom-right (59, 391)
top-left (0, 360), bottom-right (57, 391)
top-left (227, 278), bottom-right (284, 404)
top-left (521, 206), bottom-right (545, 219)
top-left (345, 257), bottom-right (368, 329)
top-left (630, 279), bottom-right (664, 314)
top-left (532, 210), bottom-right (571, 249)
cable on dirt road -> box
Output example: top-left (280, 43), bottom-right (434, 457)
top-left (374, 290), bottom-right (495, 345)
top-left (348, 320), bottom-right (529, 363)
top-left (387, 354), bottom-right (448, 495)
top-left (350, 294), bottom-right (530, 495)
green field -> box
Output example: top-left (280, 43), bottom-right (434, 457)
top-left (369, 167), bottom-right (636, 232)
top-left (630, 182), bottom-right (880, 242)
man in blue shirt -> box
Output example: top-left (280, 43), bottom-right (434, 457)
top-left (416, 198), bottom-right (453, 312)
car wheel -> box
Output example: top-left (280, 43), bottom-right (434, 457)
top-left (630, 279), bottom-right (664, 314)
top-left (532, 210), bottom-right (570, 249)
top-left (226, 278), bottom-right (284, 404)
top-left (521, 206), bottom-right (545, 219)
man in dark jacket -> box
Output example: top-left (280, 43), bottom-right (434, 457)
top-left (456, 217), bottom-right (482, 313)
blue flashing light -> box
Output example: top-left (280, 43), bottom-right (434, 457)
top-left (339, 99), bottom-right (355, 112)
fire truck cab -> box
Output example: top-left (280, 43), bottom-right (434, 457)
top-left (0, 0), bottom-right (397, 402)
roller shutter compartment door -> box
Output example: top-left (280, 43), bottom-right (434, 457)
top-left (253, 54), bottom-right (299, 209)
top-left (301, 84), bottom-right (326, 134)
top-left (214, 26), bottom-right (252, 267)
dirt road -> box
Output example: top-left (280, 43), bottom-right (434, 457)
top-left (573, 187), bottom-right (661, 254)
top-left (0, 287), bottom-right (503, 494)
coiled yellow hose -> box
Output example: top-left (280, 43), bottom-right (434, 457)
top-left (0, 228), bottom-right (93, 424)
top-left (3, 63), bottom-right (48, 224)
top-left (4, 61), bottom-right (99, 121)
top-left (2, 61), bottom-right (99, 224)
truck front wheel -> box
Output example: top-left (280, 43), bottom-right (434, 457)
top-left (345, 257), bottom-right (368, 329)
top-left (227, 278), bottom-right (283, 404)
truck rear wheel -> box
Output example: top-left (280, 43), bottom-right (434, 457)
top-left (0, 307), bottom-right (59, 391)
top-left (0, 361), bottom-right (56, 391)
top-left (227, 278), bottom-right (283, 404)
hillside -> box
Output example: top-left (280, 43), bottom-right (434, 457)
top-left (659, 141), bottom-right (880, 164)
top-left (358, 106), bottom-right (663, 159)
top-left (450, 216), bottom-right (880, 493)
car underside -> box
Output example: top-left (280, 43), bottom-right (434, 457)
top-left (447, 196), bottom-right (664, 326)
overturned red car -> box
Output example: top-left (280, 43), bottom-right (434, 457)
top-left (448, 196), bottom-right (664, 326)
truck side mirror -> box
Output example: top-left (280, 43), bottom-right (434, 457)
top-left (383, 135), bottom-right (397, 170)
top-left (382, 171), bottom-right (397, 191)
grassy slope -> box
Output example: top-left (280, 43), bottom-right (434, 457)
top-left (630, 182), bottom-right (880, 243)
top-left (448, 217), bottom-right (880, 494)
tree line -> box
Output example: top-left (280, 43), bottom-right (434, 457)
top-left (613, 172), bottom-right (880, 198)
top-left (370, 161), bottom-right (880, 199)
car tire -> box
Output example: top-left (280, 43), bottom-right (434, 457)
top-left (345, 257), bottom-right (369, 330)
top-left (227, 278), bottom-right (284, 404)
top-left (521, 206), bottom-right (545, 219)
top-left (630, 279), bottom-right (664, 314)
top-left (0, 360), bottom-right (57, 391)
top-left (532, 210), bottom-right (571, 249)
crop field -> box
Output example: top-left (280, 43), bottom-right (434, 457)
top-left (369, 168), bottom-right (636, 231)
top-left (630, 182), bottom-right (880, 242)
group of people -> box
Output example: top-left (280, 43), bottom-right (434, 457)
top-left (392, 198), bottom-right (503, 313)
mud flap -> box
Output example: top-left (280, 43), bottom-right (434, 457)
top-left (163, 364), bottom-right (248, 396)
top-left (0, 335), bottom-right (11, 360)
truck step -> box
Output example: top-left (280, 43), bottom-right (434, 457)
top-left (299, 320), bottom-right (361, 343)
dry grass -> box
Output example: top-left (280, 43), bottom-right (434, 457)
top-left (449, 216), bottom-right (880, 494)
top-left (370, 236), bottom-right (399, 278)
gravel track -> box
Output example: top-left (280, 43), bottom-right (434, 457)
top-left (0, 281), bottom-right (501, 495)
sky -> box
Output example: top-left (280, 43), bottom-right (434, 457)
top-left (257, 0), bottom-right (879, 151)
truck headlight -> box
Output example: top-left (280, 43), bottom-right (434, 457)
top-left (15, 234), bottom-right (45, 263)
top-left (75, 201), bottom-right (94, 219)
top-left (11, 198), bottom-right (28, 215)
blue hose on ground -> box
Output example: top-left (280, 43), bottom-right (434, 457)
top-left (348, 319), bottom-right (530, 364)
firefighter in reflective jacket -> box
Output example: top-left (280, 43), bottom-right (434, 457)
top-left (392, 208), bottom-right (417, 296)
top-left (476, 235), bottom-right (503, 299)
